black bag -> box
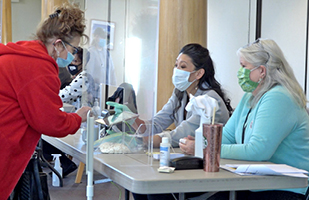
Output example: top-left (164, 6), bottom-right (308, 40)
top-left (11, 153), bottom-right (50, 200)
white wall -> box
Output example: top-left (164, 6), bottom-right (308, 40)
top-left (208, 0), bottom-right (256, 108)
top-left (11, 0), bottom-right (84, 42)
top-left (261, 0), bottom-right (308, 101)
top-left (11, 0), bottom-right (41, 42)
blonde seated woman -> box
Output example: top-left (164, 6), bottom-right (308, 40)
top-left (180, 39), bottom-right (309, 200)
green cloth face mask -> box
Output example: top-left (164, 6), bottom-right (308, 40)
top-left (237, 66), bottom-right (260, 92)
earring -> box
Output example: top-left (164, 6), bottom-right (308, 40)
top-left (258, 77), bottom-right (263, 83)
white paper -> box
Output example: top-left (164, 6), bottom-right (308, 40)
top-left (220, 164), bottom-right (308, 178)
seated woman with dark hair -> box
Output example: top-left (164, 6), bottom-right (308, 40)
top-left (128, 43), bottom-right (232, 200)
top-left (132, 43), bottom-right (232, 148)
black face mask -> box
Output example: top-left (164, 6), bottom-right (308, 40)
top-left (67, 64), bottom-right (81, 75)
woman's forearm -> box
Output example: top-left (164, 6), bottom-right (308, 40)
top-left (132, 117), bottom-right (146, 133)
top-left (142, 134), bottom-right (162, 148)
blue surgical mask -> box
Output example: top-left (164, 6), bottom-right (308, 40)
top-left (56, 51), bottom-right (74, 68)
top-left (98, 38), bottom-right (106, 48)
top-left (172, 68), bottom-right (196, 91)
top-left (54, 42), bottom-right (75, 68)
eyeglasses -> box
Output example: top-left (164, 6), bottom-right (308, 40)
top-left (251, 38), bottom-right (270, 64)
top-left (253, 38), bottom-right (261, 44)
top-left (62, 40), bottom-right (79, 55)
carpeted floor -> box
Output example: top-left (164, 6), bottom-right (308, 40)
top-left (44, 159), bottom-right (134, 200)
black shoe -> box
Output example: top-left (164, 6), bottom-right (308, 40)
top-left (62, 163), bottom-right (78, 177)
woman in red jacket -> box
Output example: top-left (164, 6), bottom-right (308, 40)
top-left (0, 3), bottom-right (91, 199)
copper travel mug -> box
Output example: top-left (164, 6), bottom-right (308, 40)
top-left (203, 124), bottom-right (223, 172)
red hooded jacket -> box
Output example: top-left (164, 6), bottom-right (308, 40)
top-left (0, 40), bottom-right (81, 199)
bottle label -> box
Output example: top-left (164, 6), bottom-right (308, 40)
top-left (160, 146), bottom-right (168, 151)
top-left (160, 146), bottom-right (170, 167)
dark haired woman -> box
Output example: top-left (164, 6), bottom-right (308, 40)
top-left (131, 43), bottom-right (232, 200)
top-left (132, 43), bottom-right (232, 148)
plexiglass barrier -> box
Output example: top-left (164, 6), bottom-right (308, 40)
top-left (80, 0), bottom-right (159, 168)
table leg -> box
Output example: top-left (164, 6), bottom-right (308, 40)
top-left (229, 191), bottom-right (236, 200)
top-left (125, 189), bottom-right (130, 200)
top-left (179, 193), bottom-right (185, 200)
top-left (75, 162), bottom-right (85, 183)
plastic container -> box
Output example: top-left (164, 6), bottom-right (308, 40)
top-left (160, 137), bottom-right (170, 167)
top-left (81, 121), bottom-right (87, 143)
top-left (82, 123), bottom-right (99, 143)
top-left (52, 154), bottom-right (62, 187)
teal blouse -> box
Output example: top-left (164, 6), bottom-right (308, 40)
top-left (221, 85), bottom-right (309, 195)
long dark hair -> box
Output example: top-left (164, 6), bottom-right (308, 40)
top-left (172, 43), bottom-right (233, 121)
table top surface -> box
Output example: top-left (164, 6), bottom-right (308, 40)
top-left (42, 132), bottom-right (308, 194)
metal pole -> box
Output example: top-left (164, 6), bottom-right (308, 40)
top-left (86, 111), bottom-right (94, 200)
top-left (256, 0), bottom-right (262, 39)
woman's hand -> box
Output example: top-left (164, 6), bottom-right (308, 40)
top-left (76, 106), bottom-right (91, 122)
top-left (179, 135), bottom-right (195, 155)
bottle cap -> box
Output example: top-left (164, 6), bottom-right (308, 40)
top-left (94, 98), bottom-right (99, 106)
top-left (52, 154), bottom-right (62, 168)
top-left (162, 137), bottom-right (169, 144)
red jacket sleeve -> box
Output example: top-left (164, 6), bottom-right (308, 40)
top-left (16, 61), bottom-right (81, 137)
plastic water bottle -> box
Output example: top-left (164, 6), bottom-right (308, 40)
top-left (52, 154), bottom-right (62, 187)
top-left (160, 137), bottom-right (170, 167)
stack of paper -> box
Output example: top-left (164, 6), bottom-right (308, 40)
top-left (221, 164), bottom-right (308, 178)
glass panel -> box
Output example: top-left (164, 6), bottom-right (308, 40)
top-left (83, 0), bottom-right (159, 166)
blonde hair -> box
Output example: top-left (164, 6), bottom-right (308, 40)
top-left (35, 2), bottom-right (87, 44)
top-left (237, 38), bottom-right (307, 108)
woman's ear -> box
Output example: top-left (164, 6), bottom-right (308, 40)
top-left (54, 39), bottom-right (66, 51)
top-left (259, 65), bottom-right (267, 79)
top-left (196, 68), bottom-right (205, 80)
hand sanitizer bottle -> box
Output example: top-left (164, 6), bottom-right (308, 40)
top-left (92, 98), bottom-right (101, 119)
top-left (52, 154), bottom-right (62, 187)
top-left (160, 137), bottom-right (170, 167)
